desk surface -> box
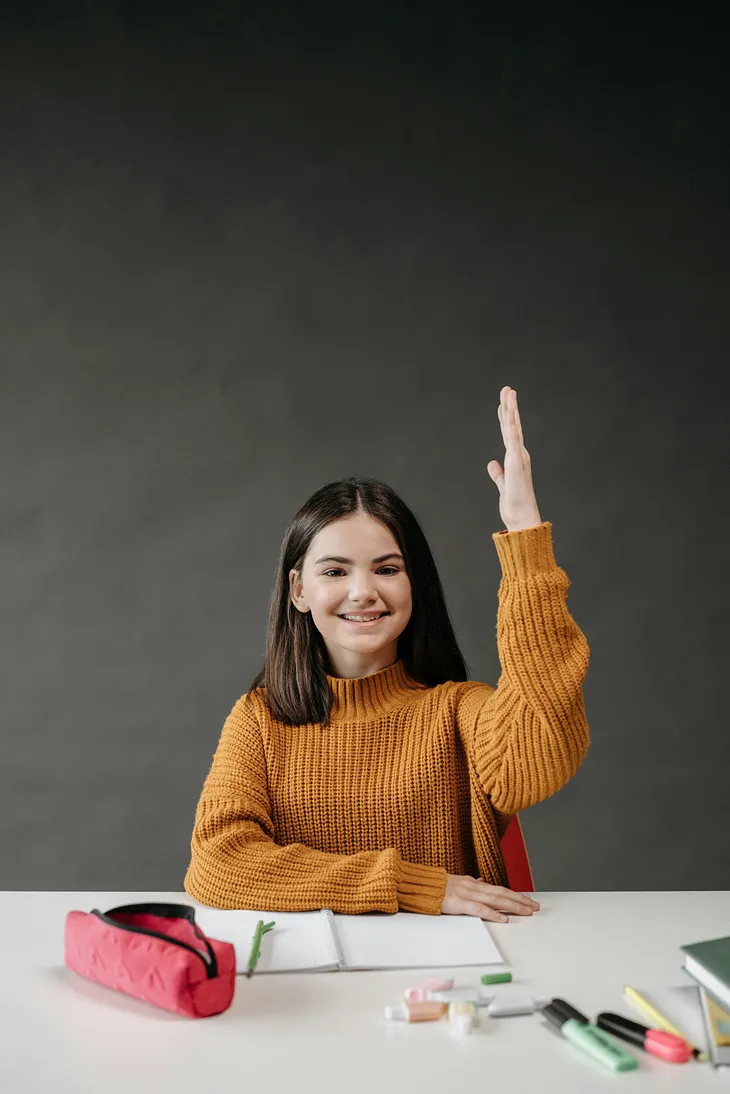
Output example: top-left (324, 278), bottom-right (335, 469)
top-left (3, 890), bottom-right (729, 1093)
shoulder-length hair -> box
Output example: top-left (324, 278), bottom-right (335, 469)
top-left (244, 476), bottom-right (469, 726)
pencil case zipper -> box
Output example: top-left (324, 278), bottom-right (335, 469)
top-left (90, 909), bottom-right (218, 979)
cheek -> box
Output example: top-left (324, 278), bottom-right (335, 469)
top-left (311, 590), bottom-right (340, 616)
top-left (388, 601), bottom-right (412, 627)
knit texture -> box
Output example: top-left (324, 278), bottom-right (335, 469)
top-left (184, 521), bottom-right (590, 915)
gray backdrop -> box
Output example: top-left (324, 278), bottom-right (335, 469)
top-left (2, 4), bottom-right (728, 891)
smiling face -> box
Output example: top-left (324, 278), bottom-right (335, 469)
top-left (289, 511), bottom-right (413, 679)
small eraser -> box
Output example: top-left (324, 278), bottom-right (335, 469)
top-left (486, 994), bottom-right (538, 1017)
top-left (481, 971), bottom-right (512, 985)
top-left (405, 977), bottom-right (453, 1002)
top-left (429, 987), bottom-right (480, 1003)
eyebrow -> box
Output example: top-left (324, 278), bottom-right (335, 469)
top-left (313, 553), bottom-right (404, 566)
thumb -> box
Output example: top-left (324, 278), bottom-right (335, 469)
top-left (486, 460), bottom-right (504, 493)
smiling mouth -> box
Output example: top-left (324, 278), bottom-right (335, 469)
top-left (338, 612), bottom-right (390, 625)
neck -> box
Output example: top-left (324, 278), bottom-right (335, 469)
top-left (323, 643), bottom-right (400, 680)
top-left (324, 659), bottom-right (427, 722)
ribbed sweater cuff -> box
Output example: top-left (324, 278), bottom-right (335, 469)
top-left (396, 859), bottom-right (447, 915)
top-left (492, 520), bottom-right (557, 580)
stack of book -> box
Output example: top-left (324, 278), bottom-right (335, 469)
top-left (681, 934), bottom-right (730, 1067)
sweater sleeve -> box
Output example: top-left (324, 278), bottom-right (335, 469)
top-left (183, 694), bottom-right (447, 914)
top-left (455, 521), bottom-right (591, 814)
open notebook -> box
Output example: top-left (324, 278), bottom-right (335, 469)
top-left (192, 907), bottom-right (504, 973)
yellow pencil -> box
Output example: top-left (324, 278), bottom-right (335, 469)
top-left (623, 985), bottom-right (707, 1061)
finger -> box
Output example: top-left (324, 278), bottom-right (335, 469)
top-left (472, 878), bottom-right (539, 911)
top-left (500, 389), bottom-right (520, 451)
top-left (497, 389), bottom-right (510, 433)
top-left (468, 884), bottom-right (538, 914)
top-left (484, 894), bottom-right (536, 915)
top-left (470, 875), bottom-right (534, 901)
top-left (465, 902), bottom-right (509, 923)
top-left (503, 893), bottom-right (539, 913)
top-left (481, 882), bottom-right (537, 903)
top-left (504, 889), bottom-right (539, 910)
top-left (501, 899), bottom-right (536, 915)
top-left (497, 406), bottom-right (510, 451)
top-left (486, 460), bottom-right (504, 491)
top-left (500, 387), bottom-right (527, 457)
top-left (511, 388), bottom-right (525, 448)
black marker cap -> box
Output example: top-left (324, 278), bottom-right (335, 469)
top-left (596, 1012), bottom-right (647, 1047)
top-left (549, 998), bottom-right (589, 1024)
top-left (542, 1003), bottom-right (568, 1031)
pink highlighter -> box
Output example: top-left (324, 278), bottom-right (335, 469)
top-left (596, 1013), bottom-right (693, 1063)
top-left (405, 977), bottom-right (454, 1003)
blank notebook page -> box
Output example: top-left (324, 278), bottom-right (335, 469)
top-left (334, 911), bottom-right (504, 970)
top-left (193, 908), bottom-right (335, 972)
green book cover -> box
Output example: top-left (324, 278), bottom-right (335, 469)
top-left (681, 936), bottom-right (730, 1009)
top-left (681, 936), bottom-right (730, 983)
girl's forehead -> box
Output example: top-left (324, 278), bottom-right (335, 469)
top-left (307, 515), bottom-right (401, 560)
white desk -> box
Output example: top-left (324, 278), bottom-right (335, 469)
top-left (2, 890), bottom-right (728, 1093)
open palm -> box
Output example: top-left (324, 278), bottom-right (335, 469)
top-left (486, 387), bottom-right (542, 533)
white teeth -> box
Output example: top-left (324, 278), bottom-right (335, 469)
top-left (342, 614), bottom-right (385, 621)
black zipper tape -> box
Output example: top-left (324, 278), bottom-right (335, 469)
top-left (90, 902), bottom-right (218, 980)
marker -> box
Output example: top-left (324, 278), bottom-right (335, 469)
top-left (596, 1012), bottom-right (692, 1063)
top-left (482, 971), bottom-right (512, 985)
top-left (384, 1001), bottom-right (447, 1023)
top-left (542, 998), bottom-right (639, 1072)
top-left (623, 985), bottom-right (704, 1060)
top-left (449, 1001), bottom-right (478, 1034)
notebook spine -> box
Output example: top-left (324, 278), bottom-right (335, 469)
top-left (320, 909), bottom-right (346, 970)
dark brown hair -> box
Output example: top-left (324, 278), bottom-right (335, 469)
top-left (244, 476), bottom-right (469, 726)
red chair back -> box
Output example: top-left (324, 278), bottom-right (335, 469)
top-left (501, 815), bottom-right (534, 893)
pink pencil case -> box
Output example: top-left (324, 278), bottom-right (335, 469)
top-left (64, 901), bottom-right (236, 1018)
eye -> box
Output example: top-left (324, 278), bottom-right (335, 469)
top-left (322, 567), bottom-right (401, 578)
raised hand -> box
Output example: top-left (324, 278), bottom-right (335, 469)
top-left (486, 386), bottom-right (543, 532)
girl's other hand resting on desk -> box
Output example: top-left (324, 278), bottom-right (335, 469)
top-left (441, 875), bottom-right (540, 921)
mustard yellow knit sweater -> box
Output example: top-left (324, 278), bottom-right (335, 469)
top-left (184, 521), bottom-right (590, 915)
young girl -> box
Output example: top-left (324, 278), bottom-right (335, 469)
top-left (184, 387), bottom-right (590, 921)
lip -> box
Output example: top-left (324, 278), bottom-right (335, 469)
top-left (338, 612), bottom-right (390, 626)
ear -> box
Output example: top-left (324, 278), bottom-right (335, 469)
top-left (289, 568), bottom-right (308, 612)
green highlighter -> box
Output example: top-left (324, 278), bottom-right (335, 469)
top-left (543, 998), bottom-right (639, 1071)
top-left (482, 971), bottom-right (512, 985)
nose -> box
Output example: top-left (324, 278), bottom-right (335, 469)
top-left (345, 574), bottom-right (379, 605)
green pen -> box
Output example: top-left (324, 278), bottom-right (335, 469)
top-left (542, 998), bottom-right (639, 1072)
top-left (246, 919), bottom-right (275, 978)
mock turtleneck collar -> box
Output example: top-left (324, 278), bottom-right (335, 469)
top-left (324, 659), bottom-right (427, 722)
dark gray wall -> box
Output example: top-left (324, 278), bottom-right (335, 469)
top-left (2, 4), bottom-right (728, 891)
